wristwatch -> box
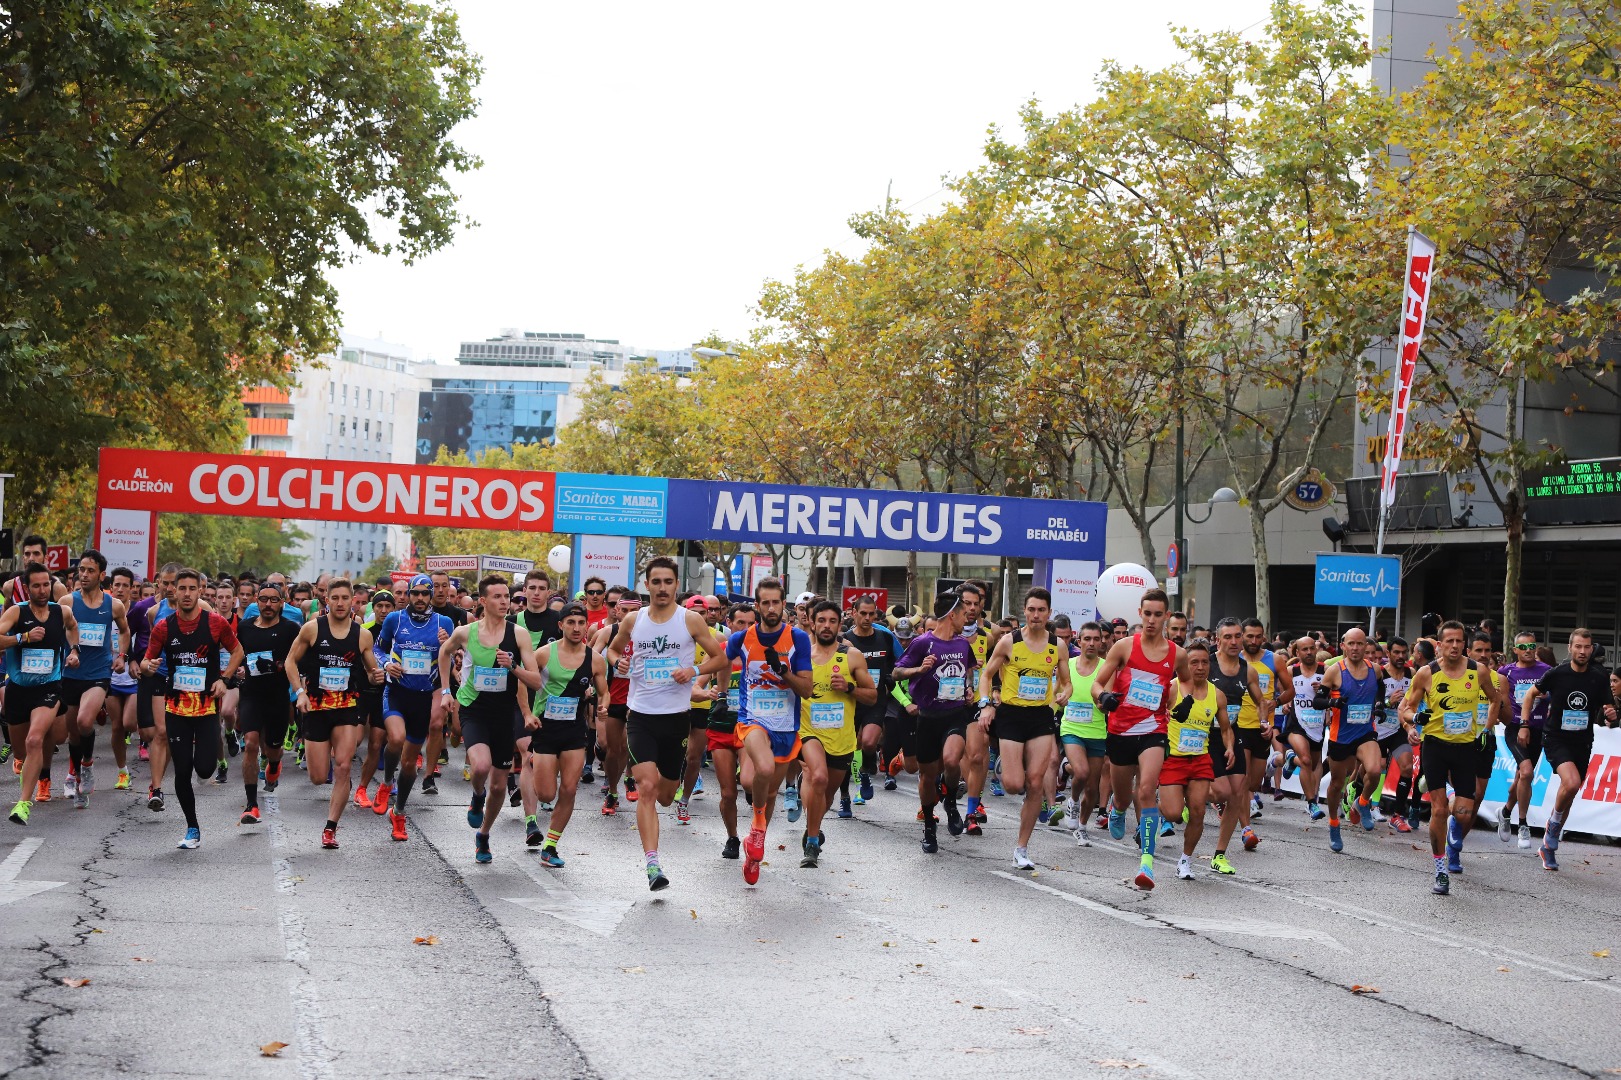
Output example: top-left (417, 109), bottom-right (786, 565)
top-left (977, 697), bottom-right (992, 709)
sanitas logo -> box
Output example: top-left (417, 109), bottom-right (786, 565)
top-left (1319, 568), bottom-right (1373, 584)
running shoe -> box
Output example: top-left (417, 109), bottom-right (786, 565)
top-left (1347, 801), bottom-right (1362, 826)
top-left (648, 863), bottom-right (671, 891)
top-left (8, 800), bottom-right (30, 825)
top-left (883, 775), bottom-right (897, 792)
top-left (0, 743), bottom-right (9, 765)
top-left (1391, 815), bottom-right (1412, 834)
top-left (147, 789), bottom-right (165, 812)
top-left (1432, 870), bottom-right (1450, 895)
top-left (213, 761), bottom-right (228, 784)
top-left (1329, 824), bottom-right (1343, 853)
top-left (1250, 794), bottom-right (1263, 818)
top-left (240, 806), bottom-right (261, 825)
top-left (321, 826), bottom-right (339, 850)
top-left (538, 800), bottom-right (554, 812)
top-left (692, 774), bottom-right (704, 796)
top-left (722, 836), bottom-right (741, 859)
top-left (580, 765), bottom-right (594, 784)
top-left (1497, 805), bottom-right (1513, 843)
top-left (64, 773), bottom-right (77, 800)
top-left (421, 774), bottom-right (438, 796)
top-left (1517, 825), bottom-right (1532, 849)
top-left (115, 769), bottom-right (131, 791)
top-left (676, 800), bottom-right (691, 825)
top-left (540, 846), bottom-right (565, 868)
top-left (964, 818), bottom-right (982, 837)
top-left (1135, 858), bottom-right (1155, 891)
top-left (474, 832), bottom-right (492, 864)
top-left (1046, 804), bottom-right (1065, 828)
top-left (35, 780), bottom-right (51, 802)
top-left (1538, 843), bottom-right (1558, 871)
top-left (1037, 802), bottom-right (1052, 825)
top-left (225, 730), bottom-right (240, 758)
top-left (601, 792), bottom-right (619, 816)
top-left (1307, 801), bottom-right (1325, 821)
top-left (139, 742), bottom-right (150, 761)
top-left (354, 784), bottom-right (373, 810)
top-left (264, 762), bottom-right (281, 793)
top-left (988, 775), bottom-right (1005, 798)
top-left (467, 791), bottom-right (485, 829)
top-left (921, 816), bottom-right (939, 854)
top-left (79, 762), bottom-right (94, 795)
top-left (1159, 819), bottom-right (1175, 838)
top-left (626, 778), bottom-right (639, 803)
top-left (177, 827), bottom-right (201, 850)
top-left (373, 784), bottom-right (392, 815)
top-left (1282, 750), bottom-right (1298, 780)
top-left (785, 784), bottom-right (801, 823)
top-left (943, 798), bottom-right (964, 836)
top-left (1209, 852), bottom-right (1235, 875)
top-left (1108, 803), bottom-right (1126, 841)
top-left (1405, 800), bottom-right (1422, 831)
top-left (859, 773), bottom-right (874, 802)
top-left (1359, 803), bottom-right (1376, 831)
top-left (971, 805), bottom-right (988, 824)
top-left (1177, 854), bottom-right (1195, 880)
top-left (390, 813), bottom-right (409, 842)
top-left (525, 818), bottom-right (544, 846)
top-left (461, 762), bottom-right (471, 782)
top-left (744, 828), bottom-right (766, 884)
top-left (1073, 824), bottom-right (1090, 847)
top-left (1241, 826), bottom-right (1259, 851)
top-left (1012, 847), bottom-right (1035, 871)
top-left (801, 835), bottom-right (821, 868)
top-left (73, 788), bottom-right (88, 810)
top-left (507, 775), bottom-right (521, 807)
top-left (837, 795), bottom-right (853, 819)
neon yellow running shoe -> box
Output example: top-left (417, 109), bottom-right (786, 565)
top-left (8, 799), bottom-right (31, 825)
top-left (115, 770), bottom-right (132, 791)
top-left (1209, 852), bottom-right (1235, 875)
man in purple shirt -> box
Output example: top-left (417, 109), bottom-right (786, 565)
top-left (1496, 630), bottom-right (1551, 848)
top-left (895, 591), bottom-right (976, 852)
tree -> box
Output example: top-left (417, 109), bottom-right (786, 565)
top-left (1, 1), bottom-right (480, 531)
top-left (157, 516), bottom-right (309, 580)
top-left (1387, 0), bottom-right (1621, 639)
top-left (410, 444), bottom-right (569, 565)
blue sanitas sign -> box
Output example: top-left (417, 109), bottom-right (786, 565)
top-left (1313, 553), bottom-right (1401, 609)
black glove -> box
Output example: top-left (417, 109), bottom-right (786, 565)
top-left (253, 655), bottom-right (275, 675)
top-left (1097, 691), bottom-right (1123, 714)
top-left (1170, 695), bottom-right (1194, 724)
top-left (1311, 685), bottom-right (1332, 711)
top-left (1374, 697), bottom-right (1388, 723)
top-left (763, 646), bottom-right (787, 678)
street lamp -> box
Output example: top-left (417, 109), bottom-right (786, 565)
top-left (1187, 487), bottom-right (1239, 525)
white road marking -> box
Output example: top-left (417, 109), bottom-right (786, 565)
top-left (0, 837), bottom-right (67, 907)
top-left (263, 795), bottom-right (337, 1080)
top-left (503, 855), bottom-right (633, 937)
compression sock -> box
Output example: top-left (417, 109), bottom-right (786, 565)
top-left (383, 750), bottom-right (399, 784)
top-left (965, 795), bottom-right (981, 818)
top-left (394, 773), bottom-right (417, 812)
top-left (546, 828), bottom-right (562, 847)
top-left (751, 807), bottom-right (767, 832)
top-left (1393, 776), bottom-right (1412, 815)
top-left (244, 783), bottom-right (258, 810)
top-left (1434, 855), bottom-right (1446, 873)
top-left (1141, 808), bottom-right (1161, 859)
top-left (1546, 809), bottom-right (1565, 848)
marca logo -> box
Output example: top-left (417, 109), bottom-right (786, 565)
top-left (1117, 575), bottom-right (1147, 588)
top-left (1580, 754), bottom-right (1621, 804)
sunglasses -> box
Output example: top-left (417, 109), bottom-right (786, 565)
top-left (1513, 643), bottom-right (1537, 651)
top-left (408, 589), bottom-right (431, 597)
top-left (585, 589), bottom-right (605, 596)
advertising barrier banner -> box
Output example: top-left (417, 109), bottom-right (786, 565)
top-left (92, 508), bottom-right (157, 582)
top-left (1313, 552), bottom-right (1401, 609)
top-left (1050, 559), bottom-right (1100, 625)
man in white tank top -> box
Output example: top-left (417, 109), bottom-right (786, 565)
top-left (605, 557), bottom-right (730, 892)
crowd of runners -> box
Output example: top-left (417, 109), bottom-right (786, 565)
top-left (3, 530), bottom-right (1617, 899)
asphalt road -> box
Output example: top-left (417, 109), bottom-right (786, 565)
top-left (2, 747), bottom-right (1619, 1080)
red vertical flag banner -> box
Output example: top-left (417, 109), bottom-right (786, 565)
top-left (1375, 229), bottom-right (1438, 552)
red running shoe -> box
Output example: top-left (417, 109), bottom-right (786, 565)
top-left (239, 806), bottom-right (261, 825)
top-left (321, 826), bottom-right (339, 849)
top-left (390, 812), bottom-right (408, 841)
top-left (372, 784), bottom-right (392, 815)
top-left (1241, 826), bottom-right (1260, 851)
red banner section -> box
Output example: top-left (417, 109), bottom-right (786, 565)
top-left (97, 449), bottom-right (555, 533)
top-left (841, 587), bottom-right (890, 612)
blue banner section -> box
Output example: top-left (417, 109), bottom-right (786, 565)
top-left (553, 473), bottom-right (669, 537)
top-left (1313, 552), bottom-right (1402, 608)
top-left (664, 480), bottom-right (1106, 561)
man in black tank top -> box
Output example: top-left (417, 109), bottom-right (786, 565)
top-left (2, 564), bottom-right (81, 825)
top-left (527, 603), bottom-right (609, 865)
top-left (1208, 620), bottom-right (1266, 873)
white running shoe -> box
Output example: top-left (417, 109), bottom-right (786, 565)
top-left (1012, 847), bottom-right (1035, 870)
top-left (1497, 805), bottom-right (1513, 843)
top-left (1517, 824), bottom-right (1532, 849)
top-left (1073, 824), bottom-right (1091, 847)
top-left (1177, 854), bottom-right (1195, 880)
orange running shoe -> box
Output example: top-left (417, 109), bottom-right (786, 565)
top-left (372, 784), bottom-right (392, 815)
top-left (887, 756), bottom-right (904, 778)
top-left (35, 780), bottom-right (51, 802)
top-left (626, 784), bottom-right (640, 803)
top-left (1242, 826), bottom-right (1260, 851)
top-left (353, 784), bottom-right (372, 809)
top-left (321, 826), bottom-right (339, 849)
top-left (240, 806), bottom-right (261, 825)
top-left (390, 812), bottom-right (408, 841)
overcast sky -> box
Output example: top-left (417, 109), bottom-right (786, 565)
top-left (330, 0), bottom-right (1292, 361)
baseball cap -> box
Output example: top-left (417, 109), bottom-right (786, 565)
top-left (795, 591), bottom-right (816, 604)
top-left (684, 596), bottom-right (709, 611)
top-left (1110, 617), bottom-right (1128, 628)
top-left (409, 574), bottom-right (432, 589)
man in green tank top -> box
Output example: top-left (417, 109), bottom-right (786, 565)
top-left (1056, 620), bottom-right (1107, 846)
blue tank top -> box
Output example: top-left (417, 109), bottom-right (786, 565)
top-left (376, 609), bottom-right (451, 693)
top-left (71, 591), bottom-right (115, 681)
top-left (1331, 662), bottom-right (1380, 742)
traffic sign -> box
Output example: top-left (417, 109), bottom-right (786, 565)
top-left (45, 545), bottom-right (69, 572)
top-left (1165, 543), bottom-right (1180, 578)
top-left (1165, 575), bottom-right (1181, 595)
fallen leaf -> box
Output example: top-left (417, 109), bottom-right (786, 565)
top-left (1182, 972), bottom-right (1199, 979)
top-left (970, 938), bottom-right (980, 943)
top-left (60, 978), bottom-right (90, 987)
top-left (881, 941), bottom-right (893, 947)
top-left (1594, 950), bottom-right (1611, 959)
top-left (1128, 997), bottom-right (1148, 1003)
top-left (1497, 966), bottom-right (1511, 972)
top-left (755, 939), bottom-right (778, 943)
top-left (914, 963), bottom-right (924, 968)
top-left (689, 910), bottom-right (697, 920)
top-left (621, 966), bottom-right (645, 974)
top-left (131, 957), bottom-right (151, 963)
top-left (777, 844), bottom-right (785, 850)
top-left (1094, 1060), bottom-right (1147, 1070)
top-left (413, 936), bottom-right (439, 946)
top-left (89, 928), bottom-right (104, 934)
top-left (1349, 985), bottom-right (1381, 994)
top-left (972, 1004), bottom-right (986, 1010)
top-left (259, 1042), bottom-right (288, 1057)
top-left (1015, 1026), bottom-right (1050, 1035)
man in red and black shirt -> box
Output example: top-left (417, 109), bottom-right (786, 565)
top-left (142, 568), bottom-right (241, 849)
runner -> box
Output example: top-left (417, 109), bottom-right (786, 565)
top-left (1208, 619), bottom-right (1267, 870)
top-left (1093, 589), bottom-right (1189, 889)
top-left (957, 583), bottom-right (994, 836)
top-left (1237, 618), bottom-right (1289, 823)
top-left (1281, 636), bottom-right (1327, 823)
top-left (285, 579), bottom-right (384, 850)
top-left (592, 588), bottom-right (635, 815)
top-left (438, 575), bottom-right (541, 864)
top-left (1166, 612), bottom-right (1190, 648)
top-left (1520, 629), bottom-right (1616, 871)
top-left (353, 588), bottom-right (394, 812)
top-left (1463, 631), bottom-right (1510, 856)
top-left (895, 591), bottom-right (977, 854)
top-left (606, 558), bottom-right (731, 889)
top-left (677, 595), bottom-right (720, 827)
top-left (130, 563), bottom-right (180, 812)
top-left (529, 602), bottom-right (609, 866)
top-left (706, 603), bottom-right (756, 858)
top-left (209, 577), bottom-right (240, 783)
top-left (510, 571), bottom-right (562, 833)
top-left (1317, 628), bottom-right (1385, 853)
top-left (373, 574), bottom-right (454, 841)
top-left (580, 575), bottom-right (611, 633)
top-left (797, 600), bottom-right (877, 867)
top-left (235, 582), bottom-right (300, 824)
top-left (105, 567), bottom-right (141, 790)
top-left (141, 569), bottom-right (241, 848)
top-left (1162, 639), bottom-right (1234, 879)
top-left (62, 550), bottom-right (130, 809)
top-left (5, 537), bottom-right (69, 603)
top-left (1057, 621), bottom-right (1106, 846)
top-left (976, 587), bottom-right (1070, 869)
top-left (2, 564), bottom-right (79, 825)
top-left (1497, 631), bottom-right (1551, 848)
top-left (1399, 620), bottom-right (1494, 894)
top-left (1378, 637), bottom-right (1416, 832)
top-left (844, 595), bottom-right (901, 809)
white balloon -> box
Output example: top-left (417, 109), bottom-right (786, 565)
top-left (547, 544), bottom-right (571, 574)
top-left (1095, 563), bottom-right (1159, 622)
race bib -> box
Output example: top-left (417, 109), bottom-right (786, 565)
top-left (318, 666), bottom-right (350, 692)
top-left (1258, 671), bottom-right (1273, 695)
top-left (19, 648), bottom-right (54, 676)
top-left (1476, 702), bottom-right (1492, 726)
top-left (1560, 709), bottom-right (1588, 732)
top-left (1126, 669), bottom-right (1164, 711)
top-left (726, 687), bottom-right (740, 712)
top-left (401, 648), bottom-right (433, 677)
top-left (750, 687), bottom-right (794, 728)
top-left (810, 701), bottom-right (844, 729)
top-left (245, 650), bottom-right (273, 677)
top-left (937, 676), bottom-right (965, 701)
top-left (78, 622), bottom-right (106, 648)
top-left (1375, 710), bottom-right (1400, 738)
top-left (1442, 710), bottom-right (1472, 736)
top-left (1063, 700), bottom-right (1093, 725)
top-left (1226, 703), bottom-right (1241, 724)
top-left (1516, 681), bottom-right (1535, 706)
top-left (1017, 675), bottom-right (1049, 701)
top-left (1295, 707), bottom-right (1325, 739)
top-left (1177, 726), bottom-right (1208, 754)
top-left (1347, 703), bottom-right (1373, 726)
top-left (643, 656), bottom-right (678, 683)
top-left (867, 667), bottom-right (880, 687)
top-left (472, 665), bottom-right (507, 693)
top-left (173, 665), bottom-right (207, 693)
top-left (544, 695), bottom-right (579, 721)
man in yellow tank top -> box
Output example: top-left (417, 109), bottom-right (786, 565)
top-left (958, 582), bottom-right (994, 837)
top-left (1399, 620), bottom-right (1495, 896)
top-left (976, 587), bottom-right (1071, 871)
top-left (1237, 619), bottom-right (1292, 823)
top-left (797, 601), bottom-right (877, 867)
top-left (1161, 639), bottom-right (1234, 879)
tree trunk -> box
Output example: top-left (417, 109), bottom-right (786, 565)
top-left (824, 546), bottom-right (839, 598)
top-left (1001, 556), bottom-right (1017, 618)
top-left (1502, 485), bottom-right (1524, 642)
top-left (906, 549), bottom-right (918, 615)
top-left (1249, 501), bottom-right (1273, 631)
top-left (852, 547), bottom-right (867, 585)
top-left (1139, 527), bottom-right (1157, 576)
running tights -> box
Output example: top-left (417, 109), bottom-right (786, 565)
top-left (168, 713), bottom-right (221, 828)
